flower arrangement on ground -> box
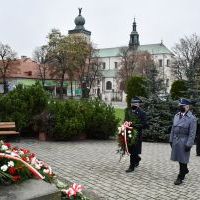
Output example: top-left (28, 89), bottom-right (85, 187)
top-left (59, 182), bottom-right (89, 200)
top-left (0, 140), bottom-right (54, 185)
top-left (0, 140), bottom-right (90, 199)
top-left (117, 121), bottom-right (138, 159)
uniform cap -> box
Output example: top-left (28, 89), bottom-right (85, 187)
top-left (131, 96), bottom-right (142, 104)
top-left (178, 98), bottom-right (191, 106)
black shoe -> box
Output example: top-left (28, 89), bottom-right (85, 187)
top-left (134, 162), bottom-right (139, 168)
top-left (174, 178), bottom-right (183, 185)
top-left (125, 167), bottom-right (134, 173)
top-left (196, 154), bottom-right (200, 156)
top-left (185, 169), bottom-right (189, 175)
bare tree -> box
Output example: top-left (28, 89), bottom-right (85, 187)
top-left (76, 46), bottom-right (102, 98)
top-left (117, 48), bottom-right (160, 91)
top-left (33, 45), bottom-right (50, 87)
top-left (118, 48), bottom-right (138, 82)
top-left (47, 29), bottom-right (70, 99)
top-left (172, 34), bottom-right (200, 98)
top-left (0, 42), bottom-right (17, 93)
top-left (86, 49), bottom-right (102, 95)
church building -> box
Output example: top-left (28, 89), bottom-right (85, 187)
top-left (68, 9), bottom-right (175, 102)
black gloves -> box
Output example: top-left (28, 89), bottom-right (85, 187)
top-left (185, 145), bottom-right (191, 152)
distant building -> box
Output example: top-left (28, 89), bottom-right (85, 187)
top-left (67, 10), bottom-right (174, 102)
top-left (0, 56), bottom-right (81, 96)
top-left (1, 9), bottom-right (175, 102)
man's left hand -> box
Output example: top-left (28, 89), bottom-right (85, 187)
top-left (185, 145), bottom-right (191, 152)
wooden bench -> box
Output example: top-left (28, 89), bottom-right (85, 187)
top-left (0, 122), bottom-right (20, 140)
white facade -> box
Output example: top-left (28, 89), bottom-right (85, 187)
top-left (95, 44), bottom-right (175, 102)
top-left (67, 10), bottom-right (175, 102)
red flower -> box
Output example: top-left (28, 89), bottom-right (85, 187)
top-left (21, 148), bottom-right (30, 154)
top-left (8, 167), bottom-right (17, 175)
top-left (12, 175), bottom-right (21, 182)
top-left (22, 157), bottom-right (26, 161)
top-left (4, 143), bottom-right (11, 148)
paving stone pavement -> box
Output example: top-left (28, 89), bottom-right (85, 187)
top-left (13, 140), bottom-right (200, 200)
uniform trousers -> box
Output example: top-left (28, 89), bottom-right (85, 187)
top-left (178, 162), bottom-right (188, 180)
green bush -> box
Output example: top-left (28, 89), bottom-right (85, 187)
top-left (0, 83), bottom-right (49, 132)
top-left (47, 99), bottom-right (119, 140)
top-left (170, 80), bottom-right (188, 100)
top-left (48, 100), bottom-right (85, 140)
top-left (126, 76), bottom-right (149, 107)
top-left (142, 96), bottom-right (177, 142)
top-left (0, 84), bottom-right (119, 140)
top-left (85, 99), bottom-right (119, 139)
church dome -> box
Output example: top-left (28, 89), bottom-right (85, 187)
top-left (75, 15), bottom-right (85, 26)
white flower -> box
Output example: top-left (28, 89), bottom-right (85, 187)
top-left (121, 126), bottom-right (125, 131)
top-left (19, 151), bottom-right (24, 155)
top-left (43, 169), bottom-right (50, 174)
top-left (128, 134), bottom-right (132, 138)
top-left (1, 165), bottom-right (8, 172)
top-left (1, 145), bottom-right (8, 151)
top-left (34, 164), bottom-right (41, 170)
top-left (118, 127), bottom-right (122, 133)
top-left (128, 130), bottom-right (131, 134)
top-left (26, 157), bottom-right (30, 162)
top-left (121, 132), bottom-right (124, 136)
top-left (8, 161), bottom-right (14, 167)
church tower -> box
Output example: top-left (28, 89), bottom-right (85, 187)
top-left (129, 18), bottom-right (140, 50)
top-left (68, 8), bottom-right (91, 42)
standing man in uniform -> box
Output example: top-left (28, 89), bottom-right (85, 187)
top-left (170, 98), bottom-right (197, 185)
top-left (196, 122), bottom-right (200, 156)
top-left (124, 96), bottom-right (148, 173)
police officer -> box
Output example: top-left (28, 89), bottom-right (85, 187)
top-left (169, 98), bottom-right (197, 185)
top-left (196, 122), bottom-right (200, 156)
top-left (124, 97), bottom-right (148, 173)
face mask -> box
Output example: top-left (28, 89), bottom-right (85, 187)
top-left (179, 106), bottom-right (186, 113)
top-left (131, 105), bottom-right (138, 110)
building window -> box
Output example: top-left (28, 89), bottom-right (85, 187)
top-left (102, 62), bottom-right (106, 69)
top-left (106, 81), bottom-right (112, 90)
top-left (114, 62), bottom-right (118, 69)
top-left (167, 59), bottom-right (170, 67)
top-left (159, 59), bottom-right (163, 67)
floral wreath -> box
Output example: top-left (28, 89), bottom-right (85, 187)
top-left (117, 121), bottom-right (138, 160)
top-left (0, 140), bottom-right (89, 200)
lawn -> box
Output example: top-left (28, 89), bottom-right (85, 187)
top-left (115, 108), bottom-right (125, 125)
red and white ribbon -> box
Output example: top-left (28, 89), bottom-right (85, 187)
top-left (124, 128), bottom-right (130, 155)
top-left (0, 153), bottom-right (45, 179)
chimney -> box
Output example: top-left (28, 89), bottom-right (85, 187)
top-left (21, 55), bottom-right (27, 60)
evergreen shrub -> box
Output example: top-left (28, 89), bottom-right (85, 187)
top-left (170, 80), bottom-right (188, 100)
top-left (0, 83), bottom-right (49, 133)
top-left (126, 76), bottom-right (149, 107)
top-left (85, 99), bottom-right (119, 139)
top-left (142, 96), bottom-right (177, 142)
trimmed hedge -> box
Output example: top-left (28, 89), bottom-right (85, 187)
top-left (48, 99), bottom-right (119, 140)
top-left (0, 83), bottom-right (49, 132)
top-left (0, 84), bottom-right (119, 140)
top-left (126, 76), bottom-right (149, 107)
top-left (170, 80), bottom-right (188, 100)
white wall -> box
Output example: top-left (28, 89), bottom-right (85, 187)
top-left (97, 52), bottom-right (175, 101)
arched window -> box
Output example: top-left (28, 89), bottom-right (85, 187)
top-left (106, 81), bottom-right (112, 90)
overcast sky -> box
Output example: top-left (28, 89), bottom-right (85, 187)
top-left (0, 0), bottom-right (199, 58)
